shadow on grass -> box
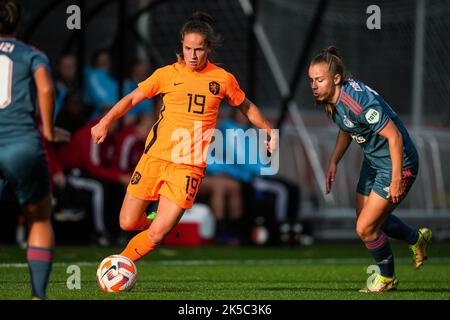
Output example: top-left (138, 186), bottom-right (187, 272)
top-left (128, 279), bottom-right (450, 295)
top-left (135, 279), bottom-right (363, 284)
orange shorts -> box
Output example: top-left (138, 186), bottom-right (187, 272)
top-left (127, 155), bottom-right (205, 209)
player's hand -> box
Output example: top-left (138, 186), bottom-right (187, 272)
top-left (387, 177), bottom-right (404, 204)
top-left (265, 129), bottom-right (278, 153)
top-left (326, 161), bottom-right (337, 194)
top-left (91, 121), bottom-right (109, 144)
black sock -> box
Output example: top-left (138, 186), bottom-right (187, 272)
top-left (381, 214), bottom-right (419, 245)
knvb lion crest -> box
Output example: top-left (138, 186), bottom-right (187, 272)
top-left (209, 81), bottom-right (220, 95)
top-left (131, 171), bottom-right (142, 185)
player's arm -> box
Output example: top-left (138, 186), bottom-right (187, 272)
top-left (377, 119), bottom-right (404, 203)
top-left (326, 129), bottom-right (352, 193)
top-left (34, 66), bottom-right (55, 141)
top-left (330, 129), bottom-right (352, 164)
top-left (237, 98), bottom-right (277, 153)
top-left (91, 88), bottom-right (146, 144)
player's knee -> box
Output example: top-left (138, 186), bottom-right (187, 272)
top-left (24, 194), bottom-right (52, 222)
top-left (356, 223), bottom-right (377, 241)
top-left (120, 216), bottom-right (139, 231)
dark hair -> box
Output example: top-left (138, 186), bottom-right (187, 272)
top-left (0, 0), bottom-right (21, 35)
top-left (310, 46), bottom-right (351, 116)
top-left (180, 12), bottom-right (222, 48)
top-left (178, 12), bottom-right (222, 61)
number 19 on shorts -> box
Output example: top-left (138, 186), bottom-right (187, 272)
top-left (185, 175), bottom-right (200, 200)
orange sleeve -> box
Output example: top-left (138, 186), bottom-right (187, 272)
top-left (224, 72), bottom-right (246, 107)
top-left (137, 67), bottom-right (168, 98)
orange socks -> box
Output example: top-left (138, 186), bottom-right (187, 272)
top-left (120, 230), bottom-right (157, 262)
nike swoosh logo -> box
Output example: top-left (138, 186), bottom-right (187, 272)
top-left (102, 265), bottom-right (117, 278)
top-left (134, 248), bottom-right (144, 257)
top-left (174, 82), bottom-right (184, 86)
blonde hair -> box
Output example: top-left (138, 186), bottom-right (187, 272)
top-left (310, 46), bottom-right (351, 116)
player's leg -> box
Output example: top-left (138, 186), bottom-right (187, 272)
top-left (356, 191), bottom-right (398, 291)
top-left (356, 191), bottom-right (395, 270)
top-left (382, 165), bottom-right (431, 269)
top-left (120, 160), bottom-right (203, 262)
top-left (120, 195), bottom-right (184, 262)
top-left (25, 193), bottom-right (54, 247)
top-left (356, 161), bottom-right (405, 277)
top-left (5, 141), bottom-right (55, 299)
top-left (23, 193), bottom-right (55, 300)
top-left (356, 160), bottom-right (395, 279)
top-left (381, 214), bottom-right (419, 243)
top-left (148, 195), bottom-right (185, 244)
top-left (355, 158), bottom-right (375, 220)
top-left (120, 155), bottom-right (163, 232)
top-left (357, 192), bottom-right (419, 245)
top-left (119, 156), bottom-right (172, 261)
top-left (355, 193), bottom-right (369, 219)
top-left (372, 164), bottom-right (431, 269)
top-left (119, 193), bottom-right (152, 231)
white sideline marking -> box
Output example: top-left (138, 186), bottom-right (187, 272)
top-left (1, 257), bottom-right (450, 268)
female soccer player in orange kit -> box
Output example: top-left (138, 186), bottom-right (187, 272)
top-left (91, 12), bottom-right (276, 262)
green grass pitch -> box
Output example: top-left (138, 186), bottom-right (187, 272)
top-left (1, 242), bottom-right (449, 300)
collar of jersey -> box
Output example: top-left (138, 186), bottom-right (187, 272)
top-left (179, 60), bottom-right (213, 75)
top-left (334, 85), bottom-right (345, 107)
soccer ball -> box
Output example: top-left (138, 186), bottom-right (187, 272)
top-left (96, 255), bottom-right (137, 292)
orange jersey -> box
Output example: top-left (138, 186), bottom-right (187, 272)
top-left (137, 61), bottom-right (245, 167)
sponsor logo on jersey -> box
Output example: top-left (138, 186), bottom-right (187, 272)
top-left (365, 108), bottom-right (380, 124)
top-left (0, 42), bottom-right (15, 53)
top-left (348, 79), bottom-right (363, 92)
top-left (131, 171), bottom-right (142, 185)
top-left (209, 81), bottom-right (220, 95)
top-left (350, 134), bottom-right (366, 144)
top-left (343, 115), bottom-right (355, 128)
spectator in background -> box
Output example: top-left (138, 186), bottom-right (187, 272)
top-left (55, 91), bottom-right (91, 134)
top-left (54, 54), bottom-right (78, 119)
top-left (55, 114), bottom-right (130, 246)
top-left (123, 61), bottom-right (154, 126)
top-left (111, 111), bottom-right (154, 175)
top-left (84, 49), bottom-right (119, 118)
top-left (199, 109), bottom-right (301, 245)
top-left (198, 171), bottom-right (244, 245)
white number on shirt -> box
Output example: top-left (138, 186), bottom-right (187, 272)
top-left (0, 55), bottom-right (13, 109)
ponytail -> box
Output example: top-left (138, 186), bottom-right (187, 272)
top-left (311, 46), bottom-right (351, 116)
